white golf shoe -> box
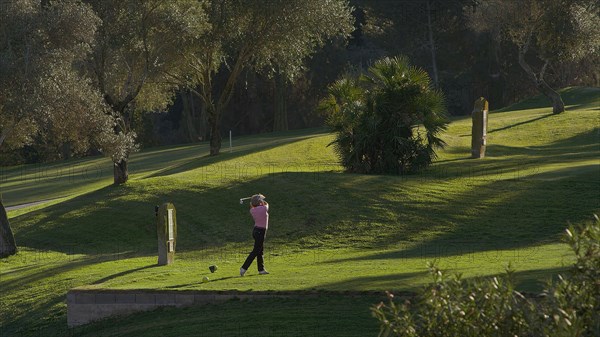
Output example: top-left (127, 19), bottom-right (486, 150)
top-left (259, 270), bottom-right (269, 275)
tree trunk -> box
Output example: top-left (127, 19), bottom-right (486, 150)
top-left (181, 90), bottom-right (198, 143)
top-left (0, 198), bottom-right (17, 258)
top-left (0, 128), bottom-right (8, 148)
top-left (518, 42), bottom-right (565, 114)
top-left (273, 74), bottom-right (288, 131)
top-left (113, 159), bottom-right (128, 185)
top-left (426, 0), bottom-right (439, 88)
top-left (537, 80), bottom-right (565, 114)
top-left (207, 106), bottom-right (222, 156)
top-left (61, 142), bottom-right (72, 160)
top-left (189, 90), bottom-right (202, 141)
top-left (199, 100), bottom-right (208, 142)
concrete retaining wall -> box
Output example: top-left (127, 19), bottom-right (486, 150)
top-left (67, 290), bottom-right (288, 327)
top-left (67, 289), bottom-right (394, 327)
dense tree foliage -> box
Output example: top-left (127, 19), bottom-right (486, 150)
top-left (141, 0), bottom-right (596, 150)
top-left (0, 0), bottom-right (111, 257)
top-left (0, 0), bottom-right (107, 151)
top-left (1, 0), bottom-right (598, 163)
top-left (84, 0), bottom-right (208, 184)
top-left (321, 56), bottom-right (448, 174)
top-left (181, 0), bottom-right (354, 155)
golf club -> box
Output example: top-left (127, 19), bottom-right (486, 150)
top-left (239, 197), bottom-right (252, 204)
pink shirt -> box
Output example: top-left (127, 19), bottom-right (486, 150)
top-left (250, 205), bottom-right (269, 229)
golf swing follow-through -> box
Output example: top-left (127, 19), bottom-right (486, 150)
top-left (239, 193), bottom-right (270, 276)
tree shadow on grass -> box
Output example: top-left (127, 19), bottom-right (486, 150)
top-left (0, 253), bottom-right (146, 336)
top-left (11, 185), bottom-right (160, 255)
top-left (510, 266), bottom-right (568, 292)
top-left (0, 128), bottom-right (328, 207)
top-left (433, 156), bottom-right (472, 163)
top-left (92, 264), bottom-right (159, 285)
top-left (308, 266), bottom-right (569, 294)
top-left (1, 291), bottom-right (68, 336)
top-left (425, 128), bottom-right (599, 179)
top-left (305, 271), bottom-right (427, 292)
top-left (139, 130), bottom-right (329, 179)
top-left (488, 113), bottom-right (553, 134)
top-left (0, 263), bottom-right (41, 277)
top-left (0, 254), bottom-right (131, 293)
top-left (324, 163), bottom-right (597, 263)
top-left (163, 275), bottom-right (247, 289)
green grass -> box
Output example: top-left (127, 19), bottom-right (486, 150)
top-left (0, 128), bottom-right (324, 207)
top-left (74, 295), bottom-right (382, 337)
top-left (0, 87), bottom-right (599, 336)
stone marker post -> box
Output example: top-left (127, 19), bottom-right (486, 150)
top-left (156, 202), bottom-right (177, 265)
top-left (471, 97), bottom-right (489, 158)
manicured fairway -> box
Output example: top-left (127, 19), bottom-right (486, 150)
top-left (0, 87), bottom-right (598, 336)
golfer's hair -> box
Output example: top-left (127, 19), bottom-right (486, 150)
top-left (251, 194), bottom-right (264, 207)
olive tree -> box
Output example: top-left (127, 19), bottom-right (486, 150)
top-left (181, 0), bottom-right (354, 155)
top-left (0, 0), bottom-right (108, 257)
top-left (471, 0), bottom-right (600, 114)
top-left (84, 0), bottom-right (208, 184)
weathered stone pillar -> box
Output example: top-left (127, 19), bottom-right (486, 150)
top-left (156, 203), bottom-right (177, 265)
top-left (471, 97), bottom-right (489, 158)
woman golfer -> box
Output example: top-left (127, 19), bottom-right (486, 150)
top-left (240, 194), bottom-right (269, 276)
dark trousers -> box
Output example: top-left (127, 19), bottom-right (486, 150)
top-left (242, 227), bottom-right (266, 271)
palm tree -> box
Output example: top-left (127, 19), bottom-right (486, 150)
top-left (320, 56), bottom-right (448, 174)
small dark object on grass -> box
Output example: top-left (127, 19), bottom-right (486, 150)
top-left (209, 265), bottom-right (218, 273)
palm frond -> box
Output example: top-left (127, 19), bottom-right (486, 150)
top-left (323, 55), bottom-right (449, 174)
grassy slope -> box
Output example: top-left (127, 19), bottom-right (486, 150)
top-left (0, 87), bottom-right (598, 336)
top-left (74, 296), bottom-right (382, 337)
